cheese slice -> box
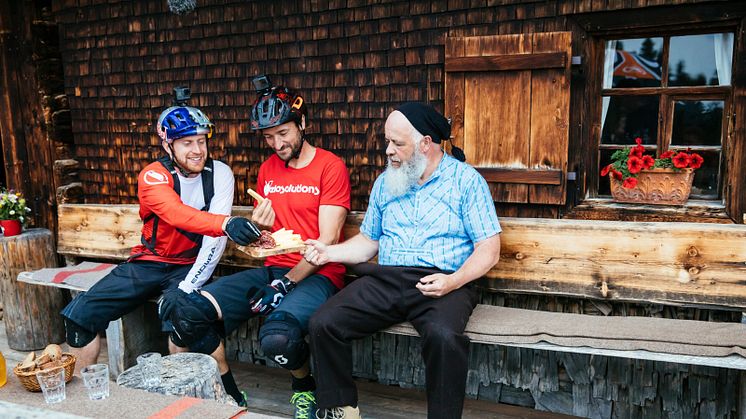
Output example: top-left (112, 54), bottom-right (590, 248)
top-left (271, 228), bottom-right (304, 247)
top-left (247, 188), bottom-right (265, 204)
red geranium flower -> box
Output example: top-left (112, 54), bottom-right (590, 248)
top-left (622, 177), bottom-right (638, 189)
top-left (627, 156), bottom-right (644, 174)
top-left (603, 140), bottom-right (704, 195)
top-left (641, 155), bottom-right (655, 169)
top-left (689, 153), bottom-right (704, 169)
top-left (672, 152), bottom-right (691, 168)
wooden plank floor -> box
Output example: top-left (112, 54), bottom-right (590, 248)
top-left (232, 361), bottom-right (577, 419)
top-left (0, 319), bottom-right (576, 418)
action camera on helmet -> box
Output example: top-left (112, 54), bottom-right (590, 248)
top-left (157, 87), bottom-right (214, 144)
top-left (173, 86), bottom-right (191, 106)
top-left (252, 75), bottom-right (273, 95)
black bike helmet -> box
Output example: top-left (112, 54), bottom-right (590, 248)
top-left (250, 86), bottom-right (307, 131)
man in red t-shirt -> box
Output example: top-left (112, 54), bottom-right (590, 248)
top-left (168, 77), bottom-right (350, 417)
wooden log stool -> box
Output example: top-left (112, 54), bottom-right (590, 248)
top-left (0, 228), bottom-right (66, 350)
top-left (116, 352), bottom-right (236, 405)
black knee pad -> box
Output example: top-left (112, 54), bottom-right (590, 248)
top-left (181, 327), bottom-right (221, 354)
top-left (259, 312), bottom-right (308, 370)
top-left (64, 318), bottom-right (97, 348)
top-left (170, 291), bottom-right (218, 346)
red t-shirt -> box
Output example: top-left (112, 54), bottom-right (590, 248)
top-left (256, 148), bottom-right (351, 289)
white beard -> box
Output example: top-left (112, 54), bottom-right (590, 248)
top-left (384, 149), bottom-right (427, 197)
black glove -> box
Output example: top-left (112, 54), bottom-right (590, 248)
top-left (157, 287), bottom-right (187, 321)
top-left (224, 216), bottom-right (261, 245)
top-left (247, 273), bottom-right (296, 315)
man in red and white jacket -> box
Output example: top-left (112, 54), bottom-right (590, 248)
top-left (61, 96), bottom-right (260, 399)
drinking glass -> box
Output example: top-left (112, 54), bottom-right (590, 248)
top-left (36, 367), bottom-right (66, 404)
top-left (80, 364), bottom-right (109, 400)
top-left (137, 352), bottom-right (162, 388)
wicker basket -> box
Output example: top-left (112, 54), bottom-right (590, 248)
top-left (13, 353), bottom-right (76, 392)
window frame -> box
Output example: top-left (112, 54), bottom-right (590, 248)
top-left (590, 26), bottom-right (737, 203)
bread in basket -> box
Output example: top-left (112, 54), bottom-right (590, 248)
top-left (13, 344), bottom-right (76, 392)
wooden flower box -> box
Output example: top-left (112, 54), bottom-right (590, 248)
top-left (610, 168), bottom-right (694, 205)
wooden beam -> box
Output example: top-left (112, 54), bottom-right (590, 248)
top-left (56, 204), bottom-right (746, 309)
top-left (565, 199), bottom-right (734, 224)
top-left (727, 15), bottom-right (746, 224)
top-left (477, 168), bottom-right (562, 186)
top-left (574, 3), bottom-right (745, 35)
top-left (602, 86), bottom-right (732, 96)
top-left (55, 204), bottom-right (364, 268)
top-left (486, 218), bottom-right (746, 309)
top-left (445, 52), bottom-right (567, 72)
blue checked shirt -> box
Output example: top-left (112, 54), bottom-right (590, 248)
top-left (361, 153), bottom-right (501, 272)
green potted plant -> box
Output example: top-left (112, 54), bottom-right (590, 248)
top-left (0, 189), bottom-right (31, 237)
top-left (600, 138), bottom-right (704, 205)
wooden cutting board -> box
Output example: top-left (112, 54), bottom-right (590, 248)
top-left (236, 243), bottom-right (307, 258)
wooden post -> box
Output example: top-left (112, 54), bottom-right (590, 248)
top-left (740, 370), bottom-right (746, 419)
top-left (116, 352), bottom-right (235, 405)
top-left (106, 301), bottom-right (166, 379)
top-left (0, 228), bottom-right (65, 350)
top-left (0, 2), bottom-right (60, 232)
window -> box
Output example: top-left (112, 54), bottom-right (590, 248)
top-left (598, 33), bottom-right (734, 200)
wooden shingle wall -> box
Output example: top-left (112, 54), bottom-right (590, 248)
top-left (52, 0), bottom-right (717, 211)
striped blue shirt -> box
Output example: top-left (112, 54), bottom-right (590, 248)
top-left (361, 153), bottom-right (501, 272)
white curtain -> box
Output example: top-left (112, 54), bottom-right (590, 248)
top-left (601, 40), bottom-right (617, 130)
top-left (713, 33), bottom-right (734, 86)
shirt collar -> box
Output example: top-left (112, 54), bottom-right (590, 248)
top-left (419, 152), bottom-right (452, 188)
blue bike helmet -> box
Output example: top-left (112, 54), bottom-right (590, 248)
top-left (157, 106), bottom-right (214, 143)
top-left (250, 86), bottom-right (306, 131)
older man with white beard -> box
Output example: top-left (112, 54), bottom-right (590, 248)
top-left (304, 102), bottom-right (502, 419)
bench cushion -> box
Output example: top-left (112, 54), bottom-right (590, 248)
top-left (388, 305), bottom-right (746, 358)
top-left (17, 262), bottom-right (115, 292)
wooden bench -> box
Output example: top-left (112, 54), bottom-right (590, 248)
top-left (18, 204), bottom-right (746, 415)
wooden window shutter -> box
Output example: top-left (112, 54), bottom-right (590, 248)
top-left (445, 32), bottom-right (572, 205)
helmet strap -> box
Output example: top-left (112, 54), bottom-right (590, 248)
top-left (168, 143), bottom-right (198, 177)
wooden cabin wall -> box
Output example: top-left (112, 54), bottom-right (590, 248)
top-left (50, 0), bottom-right (735, 214)
top-left (0, 0), bottom-right (75, 231)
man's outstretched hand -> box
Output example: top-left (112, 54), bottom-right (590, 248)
top-left (302, 239), bottom-right (330, 266)
top-left (224, 216), bottom-right (262, 245)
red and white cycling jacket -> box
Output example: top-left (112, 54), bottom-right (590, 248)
top-left (130, 156), bottom-right (234, 292)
